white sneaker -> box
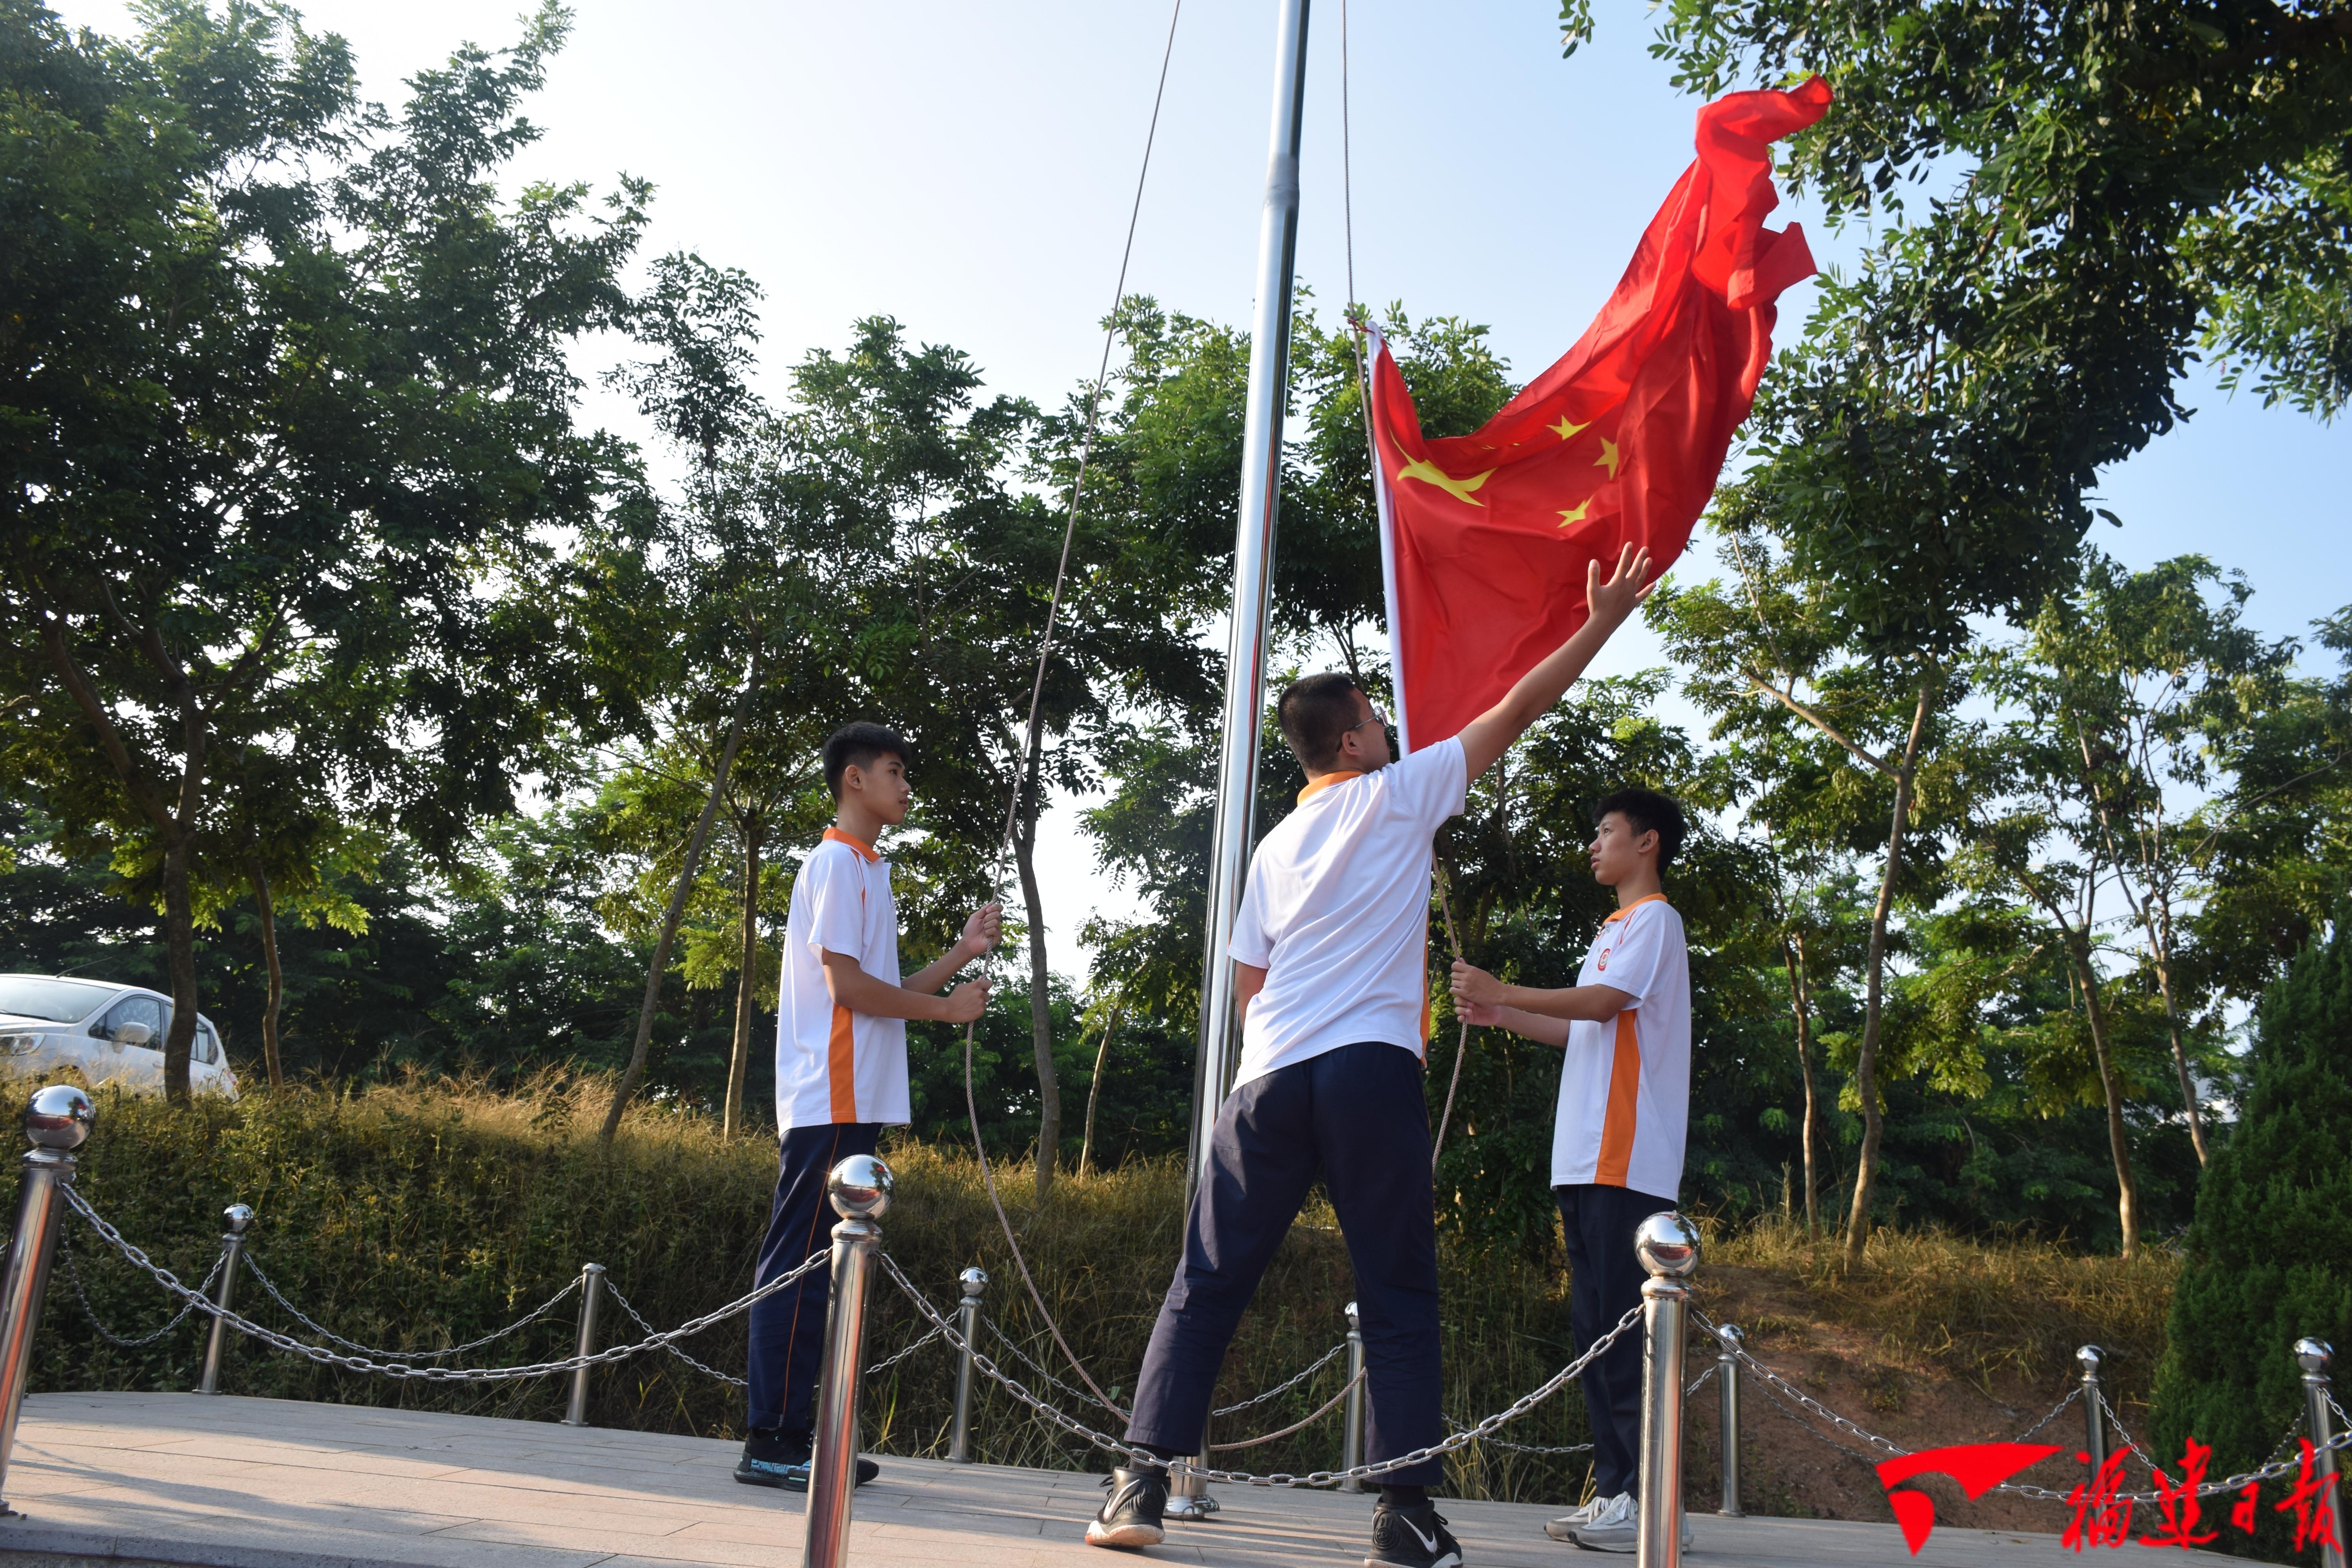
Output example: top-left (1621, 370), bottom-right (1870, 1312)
top-left (1563, 1494), bottom-right (1694, 1554)
top-left (1544, 1496), bottom-right (1604, 1541)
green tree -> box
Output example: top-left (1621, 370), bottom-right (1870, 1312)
top-left (1, 0), bottom-right (646, 1099)
top-left (2152, 911), bottom-right (2352, 1563)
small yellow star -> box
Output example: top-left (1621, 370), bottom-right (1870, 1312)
top-left (1550, 415), bottom-right (1590, 442)
top-left (1556, 500), bottom-right (1592, 528)
top-left (1595, 437), bottom-right (1622, 479)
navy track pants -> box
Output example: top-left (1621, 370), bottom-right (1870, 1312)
top-left (1556, 1181), bottom-right (1675, 1499)
top-left (1126, 1041), bottom-right (1444, 1487)
top-left (745, 1120), bottom-right (881, 1437)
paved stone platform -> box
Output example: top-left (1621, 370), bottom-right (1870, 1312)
top-left (0, 1392), bottom-right (2252, 1567)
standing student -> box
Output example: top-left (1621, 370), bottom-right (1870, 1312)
top-left (736, 722), bottom-right (1000, 1492)
top-left (1448, 787), bottom-right (1691, 1555)
top-left (1083, 546), bottom-right (1654, 1568)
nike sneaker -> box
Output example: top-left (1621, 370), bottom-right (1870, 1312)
top-left (1562, 1492), bottom-right (1691, 1554)
top-left (1367, 1499), bottom-right (1464, 1568)
top-left (1085, 1466), bottom-right (1169, 1549)
top-left (1544, 1495), bottom-right (1605, 1541)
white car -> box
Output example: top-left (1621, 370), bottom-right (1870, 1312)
top-left (0, 975), bottom-right (240, 1100)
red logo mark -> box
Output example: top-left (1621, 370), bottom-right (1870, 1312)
top-left (1877, 1443), bottom-right (2067, 1554)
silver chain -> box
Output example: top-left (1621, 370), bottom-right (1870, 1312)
top-left (2009, 1384), bottom-right (2084, 1444)
top-left (1214, 1339), bottom-right (1350, 1417)
top-left (65, 1186), bottom-right (826, 1383)
top-left (1710, 1319), bottom-right (2350, 1505)
top-left (62, 1230), bottom-right (221, 1349)
top-left (1444, 1414), bottom-right (1593, 1456)
top-left (878, 1251), bottom-right (1642, 1487)
top-left (603, 1278), bottom-right (749, 1389)
top-left (241, 1253), bottom-right (578, 1361)
top-left (864, 1322), bottom-right (947, 1379)
top-left (2096, 1387), bottom-right (2165, 1472)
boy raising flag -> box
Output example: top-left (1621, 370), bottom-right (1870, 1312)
top-left (1449, 787), bottom-right (1691, 1553)
top-left (737, 722), bottom-right (1000, 1492)
top-left (1084, 546), bottom-right (1653, 1568)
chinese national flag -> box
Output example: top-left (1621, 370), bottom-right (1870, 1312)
top-left (1371, 76), bottom-right (1832, 751)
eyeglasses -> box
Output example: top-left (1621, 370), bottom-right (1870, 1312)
top-left (1345, 705), bottom-right (1390, 735)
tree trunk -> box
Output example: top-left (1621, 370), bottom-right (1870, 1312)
top-left (1783, 931), bottom-right (1820, 1237)
top-left (1013, 803), bottom-right (1061, 1200)
top-left (601, 693), bottom-right (755, 1146)
top-left (2069, 937), bottom-right (2143, 1258)
top-left (723, 817), bottom-right (764, 1140)
top-left (2144, 910), bottom-right (2209, 1165)
top-left (1078, 1007), bottom-right (1119, 1178)
top-left (160, 835), bottom-right (198, 1104)
top-left (248, 855), bottom-right (285, 1089)
top-left (1842, 680), bottom-right (1935, 1267)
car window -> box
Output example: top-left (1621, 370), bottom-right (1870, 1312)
top-left (0, 977), bottom-right (115, 1023)
top-left (194, 1020), bottom-right (219, 1065)
top-left (95, 994), bottom-right (163, 1043)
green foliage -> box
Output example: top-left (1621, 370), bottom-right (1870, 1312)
top-left (2152, 912), bottom-right (2352, 1560)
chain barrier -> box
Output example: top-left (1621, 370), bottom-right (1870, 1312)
top-left (2010, 1383), bottom-right (2085, 1445)
top-left (62, 1230), bottom-right (221, 1350)
top-left (2095, 1387), bottom-right (2165, 1473)
top-left (1443, 1415), bottom-right (1594, 1456)
top-left (1207, 1370), bottom-right (1361, 1451)
top-left (878, 1251), bottom-right (1643, 1488)
top-left (603, 1278), bottom-right (748, 1390)
top-left (64, 1186), bottom-right (827, 1384)
top-left (1694, 1306), bottom-right (2352, 1506)
top-left (241, 1253), bottom-right (579, 1362)
top-left (1214, 1338), bottom-right (1350, 1417)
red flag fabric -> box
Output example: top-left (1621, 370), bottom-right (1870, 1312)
top-left (1371, 76), bottom-right (1832, 752)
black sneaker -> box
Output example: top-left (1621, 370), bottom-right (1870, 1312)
top-left (1084, 1466), bottom-right (1169, 1549)
top-left (1368, 1500), bottom-right (1464, 1568)
top-left (732, 1428), bottom-right (878, 1491)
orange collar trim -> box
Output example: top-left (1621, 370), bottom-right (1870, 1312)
top-left (1296, 769), bottom-right (1368, 805)
top-left (823, 826), bottom-right (880, 863)
top-left (1604, 892), bottom-right (1668, 924)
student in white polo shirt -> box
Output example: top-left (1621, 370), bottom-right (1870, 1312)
top-left (1084, 545), bottom-right (1654, 1568)
top-left (1448, 787), bottom-right (1691, 1554)
top-left (737, 722), bottom-right (999, 1493)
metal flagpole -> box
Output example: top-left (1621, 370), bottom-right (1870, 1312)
top-left (1173, 0), bottom-right (1310, 1521)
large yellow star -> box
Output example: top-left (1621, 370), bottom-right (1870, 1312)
top-left (1595, 437), bottom-right (1622, 479)
top-left (1556, 500), bottom-right (1592, 528)
top-left (1393, 437), bottom-right (1495, 506)
top-left (1550, 415), bottom-right (1590, 442)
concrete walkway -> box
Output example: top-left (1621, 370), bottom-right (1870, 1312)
top-left (0, 1393), bottom-right (2247, 1568)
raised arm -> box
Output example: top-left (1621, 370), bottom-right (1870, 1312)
top-left (1455, 544), bottom-right (1654, 784)
top-left (1451, 959), bottom-right (1632, 1024)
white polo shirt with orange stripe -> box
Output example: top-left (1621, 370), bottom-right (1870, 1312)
top-left (1227, 736), bottom-right (1468, 1089)
top-left (1550, 894), bottom-right (1691, 1198)
top-left (777, 828), bottom-right (909, 1131)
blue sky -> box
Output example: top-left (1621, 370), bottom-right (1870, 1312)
top-left (51, 0), bottom-right (2348, 955)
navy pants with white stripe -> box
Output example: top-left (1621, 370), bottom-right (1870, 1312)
top-left (1125, 1041), bottom-right (1444, 1486)
top-left (1556, 1181), bottom-right (1675, 1499)
top-left (746, 1120), bottom-right (882, 1437)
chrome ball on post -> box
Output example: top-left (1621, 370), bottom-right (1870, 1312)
top-left (828, 1154), bottom-right (894, 1221)
top-left (24, 1085), bottom-right (94, 1151)
top-left (222, 1203), bottom-right (255, 1235)
top-left (958, 1265), bottom-right (988, 1294)
top-left (2297, 1338), bottom-right (2334, 1373)
top-left (1633, 1211), bottom-right (1701, 1278)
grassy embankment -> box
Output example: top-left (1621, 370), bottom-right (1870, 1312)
top-left (29, 1078), bottom-right (2173, 1516)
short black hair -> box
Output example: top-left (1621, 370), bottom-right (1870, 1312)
top-left (1594, 788), bottom-right (1688, 870)
top-left (824, 722), bottom-right (910, 799)
top-left (1277, 673), bottom-right (1366, 773)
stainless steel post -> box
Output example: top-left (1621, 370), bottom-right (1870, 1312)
top-left (1339, 1300), bottom-right (1366, 1493)
top-left (2297, 1338), bottom-right (2347, 1568)
top-left (560, 1263), bottom-right (605, 1427)
top-left (2077, 1345), bottom-right (2107, 1476)
top-left (0, 1086), bottom-right (93, 1515)
top-left (1715, 1323), bottom-right (1744, 1517)
top-left (195, 1203), bottom-right (253, 1396)
top-left (1635, 1213), bottom-right (1699, 1568)
top-left (804, 1155), bottom-right (891, 1568)
top-left (948, 1266), bottom-right (987, 1463)
top-left (1178, 0), bottom-right (1310, 1519)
